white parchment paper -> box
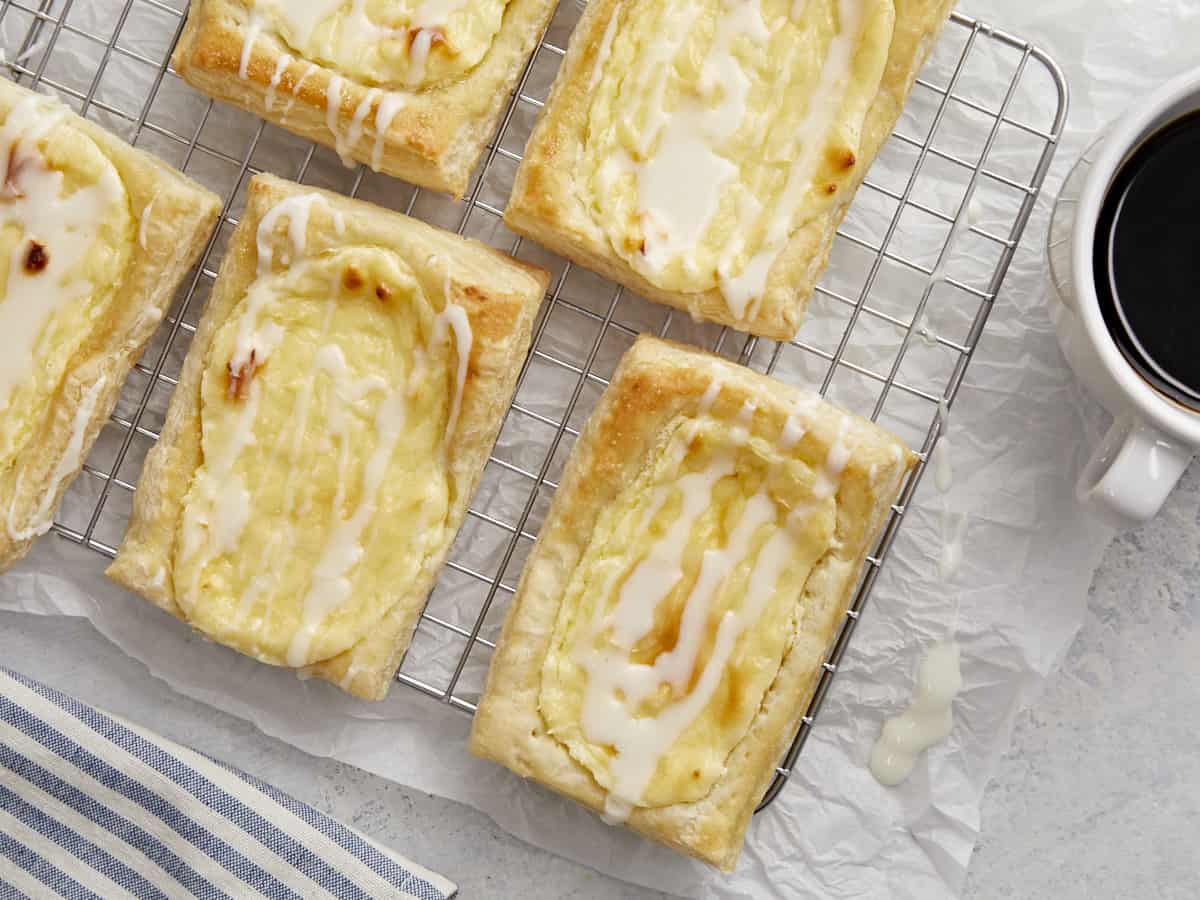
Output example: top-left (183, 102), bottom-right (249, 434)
top-left (3, 1), bottom-right (1197, 897)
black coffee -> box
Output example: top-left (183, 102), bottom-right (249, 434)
top-left (1094, 110), bottom-right (1200, 410)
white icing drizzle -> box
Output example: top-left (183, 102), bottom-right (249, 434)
top-left (325, 75), bottom-right (354, 167)
top-left (928, 190), bottom-right (978, 287)
top-left (576, 404), bottom-right (853, 819)
top-left (255, 192), bottom-right (332, 276)
top-left (0, 97), bottom-right (125, 416)
top-left (600, 797), bottom-right (633, 827)
top-left (718, 0), bottom-right (865, 317)
top-left (148, 567), bottom-right (167, 593)
top-left (932, 401), bottom-right (952, 492)
top-left (338, 660), bottom-right (364, 691)
top-left (257, 0), bottom-right (468, 89)
top-left (209, 474), bottom-right (252, 556)
top-left (239, 16), bottom-right (262, 80)
top-left (780, 391), bottom-right (822, 449)
top-left (138, 193), bottom-right (159, 251)
top-left (427, 258), bottom-right (473, 450)
top-left (266, 301), bottom-right (344, 546)
top-left (281, 63), bottom-right (320, 121)
top-left (287, 382), bottom-right (409, 667)
top-left (346, 87), bottom-right (382, 159)
top-left (239, 249), bottom-right (462, 660)
top-left (607, 454), bottom-right (733, 649)
top-left (0, 38), bottom-right (48, 68)
top-left (406, 0), bottom-right (469, 85)
top-left (433, 303), bottom-right (471, 449)
top-left (407, 27), bottom-right (439, 86)
top-left (178, 373), bottom-right (265, 572)
top-left (914, 308), bottom-right (938, 346)
top-left (589, 4), bottom-right (622, 90)
top-left (648, 491), bottom-right (776, 691)
top-left (731, 399), bottom-right (756, 443)
top-left (933, 398), bottom-right (964, 579)
top-left (869, 641), bottom-right (962, 786)
top-left (371, 93), bottom-right (407, 171)
top-left (697, 377), bottom-right (722, 415)
top-left (266, 53), bottom-right (292, 111)
top-left (5, 375), bottom-right (108, 542)
top-left (226, 193), bottom-right (338, 415)
top-left (938, 511), bottom-right (966, 580)
top-left (632, 2), bottom-right (765, 290)
top-left (315, 343), bottom-right (389, 435)
top-left (814, 417), bottom-right (852, 499)
top-left (580, 454), bottom-right (808, 820)
top-left (232, 285), bottom-right (339, 628)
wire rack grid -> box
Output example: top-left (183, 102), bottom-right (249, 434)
top-left (2, 0), bottom-right (1067, 812)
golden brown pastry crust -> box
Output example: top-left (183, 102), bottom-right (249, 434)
top-left (172, 0), bottom-right (557, 197)
top-left (107, 172), bottom-right (548, 701)
top-left (504, 0), bottom-right (958, 340)
top-left (469, 335), bottom-right (917, 869)
top-left (0, 78), bottom-right (221, 572)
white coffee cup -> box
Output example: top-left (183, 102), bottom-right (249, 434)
top-left (1047, 67), bottom-right (1200, 527)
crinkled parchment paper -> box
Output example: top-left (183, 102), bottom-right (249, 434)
top-left (3, 0), bottom-right (1195, 896)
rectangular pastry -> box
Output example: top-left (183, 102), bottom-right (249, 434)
top-left (0, 78), bottom-right (220, 572)
top-left (107, 173), bottom-right (549, 701)
top-left (469, 335), bottom-right (917, 869)
top-left (172, 0), bottom-right (558, 196)
top-left (505, 0), bottom-right (956, 339)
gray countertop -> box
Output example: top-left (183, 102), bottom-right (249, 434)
top-left (3, 465), bottom-right (1196, 898)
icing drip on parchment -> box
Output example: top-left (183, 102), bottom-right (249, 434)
top-left (869, 398), bottom-right (964, 787)
top-left (868, 641), bottom-right (962, 786)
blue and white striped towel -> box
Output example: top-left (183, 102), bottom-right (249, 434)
top-left (0, 667), bottom-right (456, 900)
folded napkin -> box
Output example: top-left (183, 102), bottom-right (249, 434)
top-left (0, 667), bottom-right (456, 900)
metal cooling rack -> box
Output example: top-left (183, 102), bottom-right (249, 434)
top-left (2, 0), bottom-right (1067, 812)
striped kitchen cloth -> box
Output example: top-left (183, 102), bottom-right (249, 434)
top-left (0, 667), bottom-right (456, 899)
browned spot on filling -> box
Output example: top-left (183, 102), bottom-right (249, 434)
top-left (1, 147), bottom-right (32, 201)
top-left (226, 349), bottom-right (261, 401)
top-left (23, 240), bottom-right (48, 273)
top-left (840, 150), bottom-right (857, 170)
top-left (375, 283), bottom-right (391, 301)
top-left (406, 26), bottom-right (448, 51)
top-left (824, 183), bottom-right (838, 195)
top-left (342, 266), bottom-right (365, 291)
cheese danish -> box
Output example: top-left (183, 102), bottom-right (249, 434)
top-left (0, 79), bottom-right (220, 572)
top-left (109, 174), bottom-right (548, 700)
top-left (172, 0), bottom-right (558, 196)
top-left (470, 335), bottom-right (917, 868)
top-left (505, 0), bottom-right (957, 338)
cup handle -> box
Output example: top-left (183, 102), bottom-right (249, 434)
top-left (1076, 416), bottom-right (1192, 526)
